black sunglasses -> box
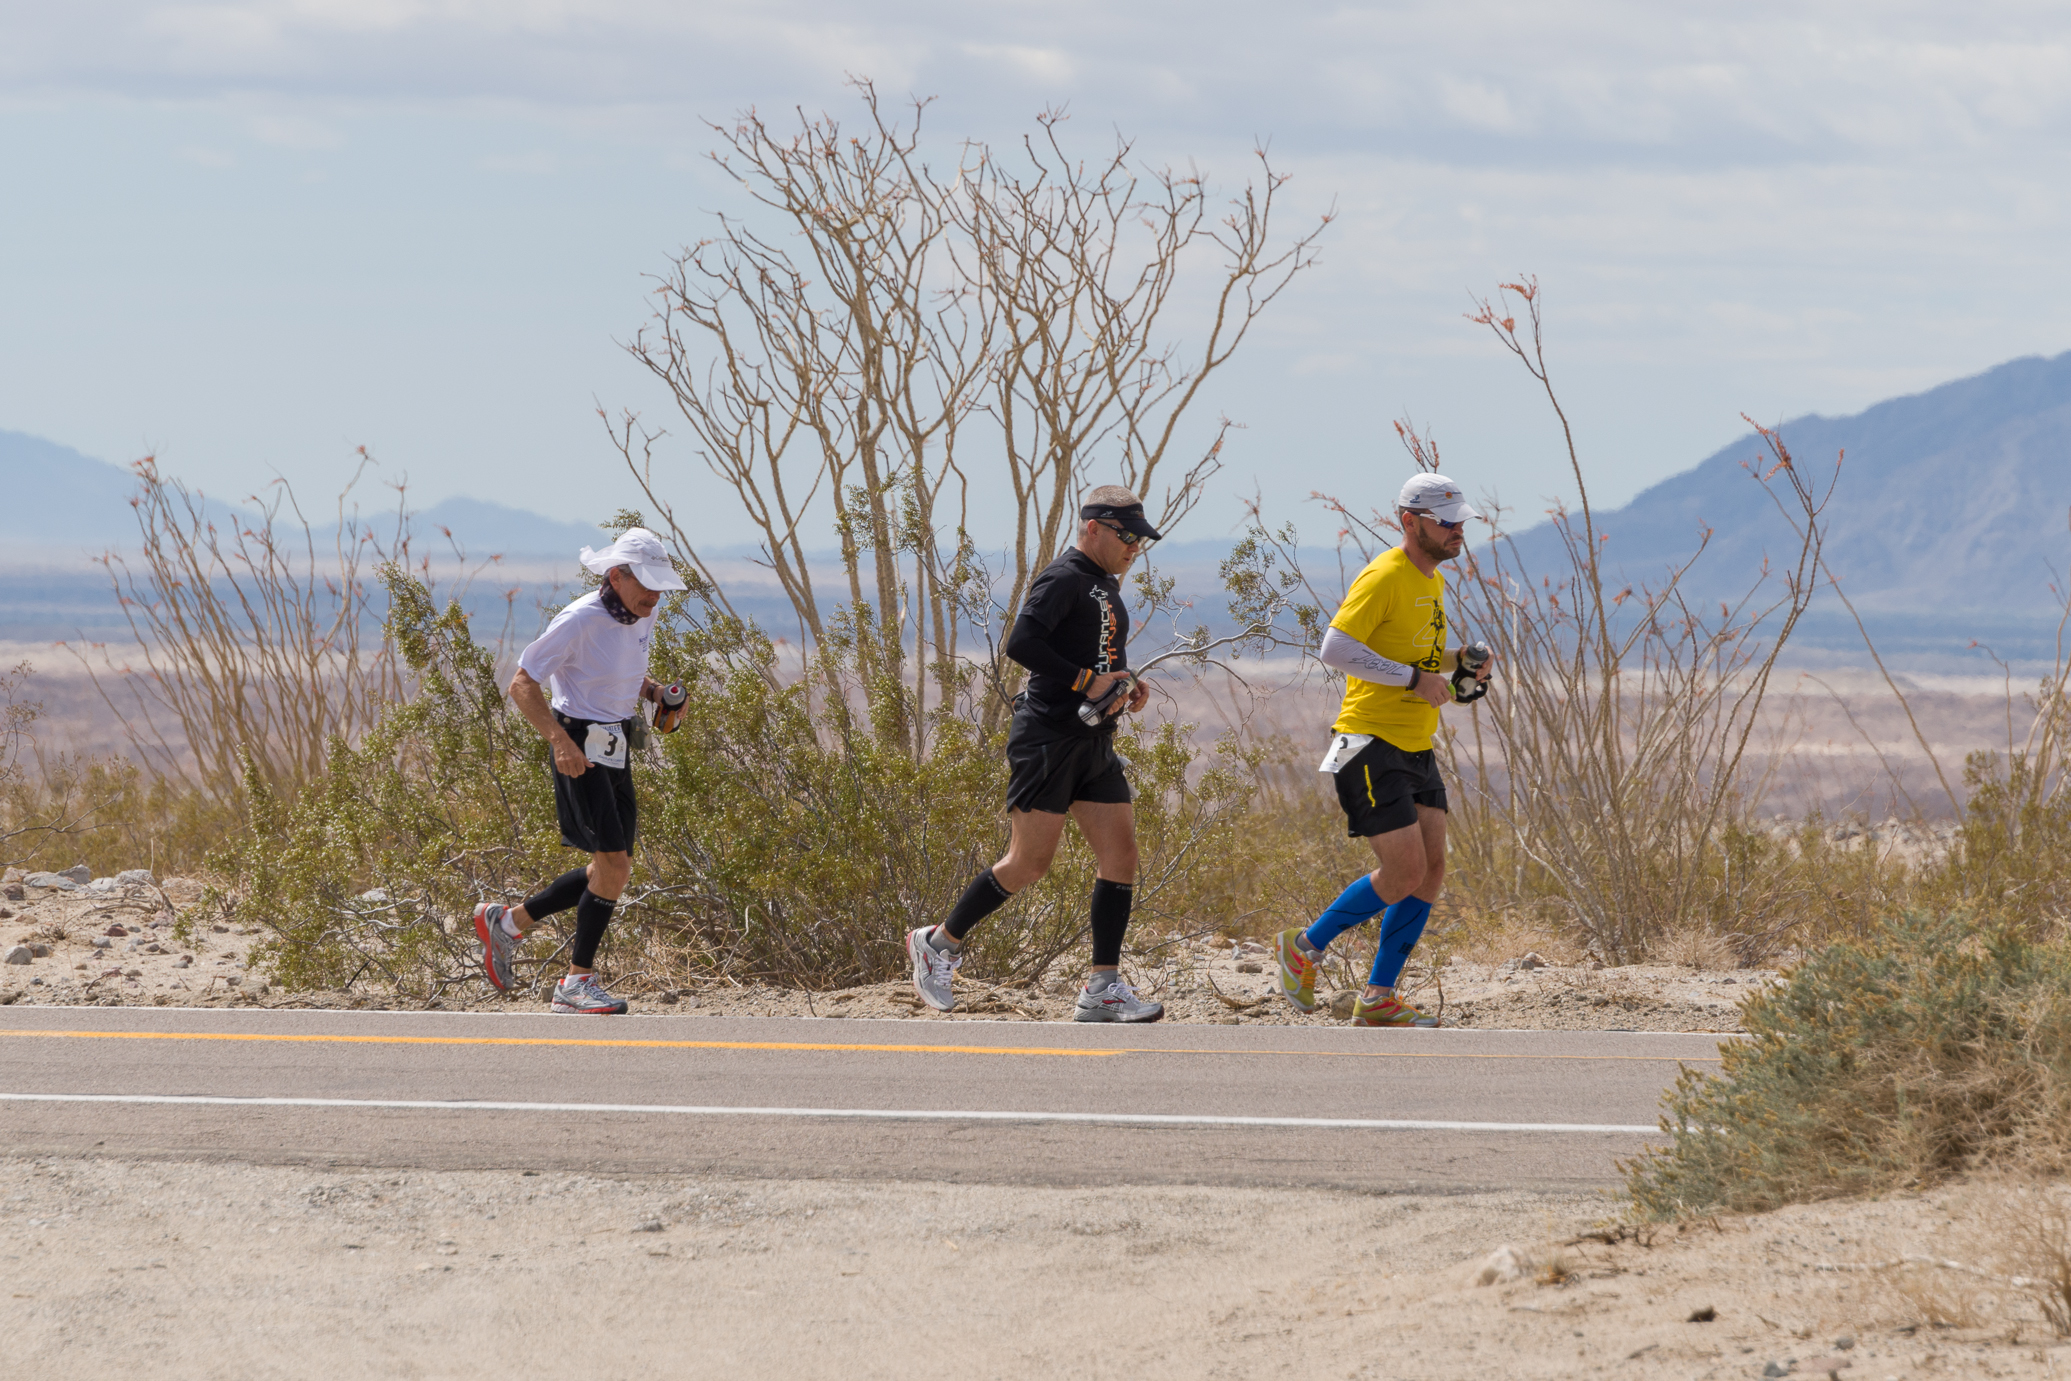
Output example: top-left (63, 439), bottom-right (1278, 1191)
top-left (1096, 520), bottom-right (1148, 548)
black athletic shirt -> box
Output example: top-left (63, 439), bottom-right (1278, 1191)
top-left (1006, 548), bottom-right (1130, 736)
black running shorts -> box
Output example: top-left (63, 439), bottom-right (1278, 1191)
top-left (1005, 713), bottom-right (1132, 815)
top-left (1333, 734), bottom-right (1447, 838)
top-left (551, 714), bottom-right (639, 854)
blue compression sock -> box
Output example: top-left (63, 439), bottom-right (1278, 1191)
top-left (1303, 875), bottom-right (1386, 952)
top-left (1370, 896), bottom-right (1433, 987)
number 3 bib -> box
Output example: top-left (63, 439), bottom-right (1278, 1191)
top-left (583, 722), bottom-right (628, 769)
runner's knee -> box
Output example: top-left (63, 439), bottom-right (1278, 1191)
top-left (588, 852), bottom-right (632, 895)
top-left (1379, 851), bottom-right (1427, 897)
top-left (1096, 838), bottom-right (1138, 881)
top-left (999, 843), bottom-right (1058, 886)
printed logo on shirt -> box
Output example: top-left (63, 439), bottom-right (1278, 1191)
top-left (1090, 585), bottom-right (1119, 673)
top-left (1412, 597), bottom-right (1446, 672)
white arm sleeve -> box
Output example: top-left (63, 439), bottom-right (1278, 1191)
top-left (1318, 626), bottom-right (1417, 687)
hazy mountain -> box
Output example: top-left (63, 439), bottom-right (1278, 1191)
top-left (1498, 350), bottom-right (2071, 664)
top-left (412, 496), bottom-right (608, 561)
top-left (0, 432), bottom-right (610, 639)
top-left (0, 431), bottom-right (606, 564)
top-left (0, 431), bottom-right (164, 555)
top-left (9, 346), bottom-right (2069, 664)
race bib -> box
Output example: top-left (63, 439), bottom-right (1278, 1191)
top-left (1317, 733), bottom-right (1375, 774)
top-left (583, 722), bottom-right (628, 769)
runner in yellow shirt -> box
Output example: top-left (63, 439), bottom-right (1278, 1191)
top-left (1273, 473), bottom-right (1492, 1026)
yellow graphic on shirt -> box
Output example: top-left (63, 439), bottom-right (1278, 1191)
top-left (1328, 547), bottom-right (1447, 752)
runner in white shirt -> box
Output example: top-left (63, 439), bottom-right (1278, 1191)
top-left (471, 528), bottom-right (685, 1014)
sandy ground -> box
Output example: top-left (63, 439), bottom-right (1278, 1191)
top-left (3, 1156), bottom-right (2068, 1379)
top-left (1, 870), bottom-right (1775, 1031)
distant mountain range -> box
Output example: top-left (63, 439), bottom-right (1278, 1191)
top-left (6, 349), bottom-right (2068, 666)
top-left (1499, 350), bottom-right (2071, 667)
top-left (0, 431), bottom-right (607, 566)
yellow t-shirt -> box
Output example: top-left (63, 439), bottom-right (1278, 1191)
top-left (1330, 548), bottom-right (1446, 751)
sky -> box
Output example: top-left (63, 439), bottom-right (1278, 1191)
top-left (4, 1), bottom-right (2070, 550)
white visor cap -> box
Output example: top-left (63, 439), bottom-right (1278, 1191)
top-left (578, 527), bottom-right (688, 592)
top-left (1397, 473), bottom-right (1482, 525)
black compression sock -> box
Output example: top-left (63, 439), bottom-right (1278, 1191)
top-left (571, 891), bottom-right (616, 969)
top-left (1089, 879), bottom-right (1132, 968)
top-left (522, 867), bottom-right (591, 922)
top-left (942, 868), bottom-right (1013, 942)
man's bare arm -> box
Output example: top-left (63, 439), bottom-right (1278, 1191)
top-left (510, 668), bottom-right (589, 777)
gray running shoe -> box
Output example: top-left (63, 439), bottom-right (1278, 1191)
top-left (1074, 980), bottom-right (1164, 1023)
top-left (905, 926), bottom-right (960, 1012)
top-left (551, 973), bottom-right (628, 1015)
top-left (474, 903), bottom-right (517, 993)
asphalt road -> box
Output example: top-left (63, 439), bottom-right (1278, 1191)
top-left (0, 1008), bottom-right (1725, 1191)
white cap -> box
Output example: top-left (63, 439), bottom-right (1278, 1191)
top-left (1396, 473), bottom-right (1482, 524)
top-left (578, 527), bottom-right (687, 592)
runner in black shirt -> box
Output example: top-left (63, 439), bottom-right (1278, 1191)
top-left (906, 485), bottom-right (1166, 1021)
top-left (1007, 544), bottom-right (1131, 739)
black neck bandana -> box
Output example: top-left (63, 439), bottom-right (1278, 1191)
top-left (598, 577), bottom-right (640, 625)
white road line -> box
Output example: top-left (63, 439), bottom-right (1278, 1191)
top-left (0, 1092), bottom-right (1658, 1134)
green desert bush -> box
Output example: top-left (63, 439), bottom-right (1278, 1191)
top-left (1625, 911), bottom-right (2071, 1219)
top-left (218, 568), bottom-right (565, 993)
top-left (1, 659), bottom-right (230, 878)
top-left (214, 563), bottom-right (1265, 996)
top-left (1922, 749), bottom-right (2071, 932)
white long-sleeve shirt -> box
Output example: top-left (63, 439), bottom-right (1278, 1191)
top-left (1317, 625), bottom-right (1416, 687)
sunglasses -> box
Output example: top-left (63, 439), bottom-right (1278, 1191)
top-left (1096, 520), bottom-right (1148, 548)
top-left (1407, 510), bottom-right (1466, 532)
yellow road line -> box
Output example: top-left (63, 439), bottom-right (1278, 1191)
top-left (0, 1029), bottom-right (1720, 1061)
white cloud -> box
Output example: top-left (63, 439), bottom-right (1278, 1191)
top-left (1435, 78), bottom-right (1524, 134)
top-left (958, 42), bottom-right (1075, 85)
top-left (3, 0), bottom-right (2063, 167)
top-left (7, 0), bottom-right (2071, 535)
top-left (480, 148), bottom-right (556, 174)
top-left (249, 112), bottom-right (342, 147)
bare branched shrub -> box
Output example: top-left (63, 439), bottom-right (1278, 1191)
top-left (74, 454), bottom-right (412, 812)
top-left (621, 82), bottom-right (1327, 745)
top-left (1240, 280), bottom-right (1836, 963)
top-left (0, 663), bottom-right (171, 873)
top-left (221, 560), bottom-right (1269, 994)
top-left (1930, 702), bottom-right (2071, 933)
top-left (0, 661), bottom-right (43, 864)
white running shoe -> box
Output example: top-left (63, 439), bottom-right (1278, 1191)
top-left (905, 926), bottom-right (961, 1012)
top-left (1074, 979), bottom-right (1164, 1023)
